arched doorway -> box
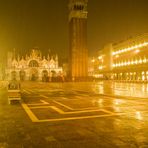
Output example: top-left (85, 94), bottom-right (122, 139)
top-left (28, 60), bottom-right (39, 81)
top-left (19, 70), bottom-right (26, 81)
top-left (42, 70), bottom-right (48, 82)
top-left (29, 60), bottom-right (39, 67)
top-left (30, 68), bottom-right (38, 81)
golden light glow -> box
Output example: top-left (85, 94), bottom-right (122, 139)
top-left (135, 111), bottom-right (143, 120)
top-left (135, 49), bottom-right (140, 53)
top-left (143, 58), bottom-right (147, 63)
top-left (94, 74), bottom-right (103, 78)
top-left (115, 55), bottom-right (119, 58)
top-left (114, 100), bottom-right (119, 105)
top-left (142, 71), bottom-right (145, 75)
top-left (114, 57), bottom-right (148, 67)
top-left (98, 66), bottom-right (103, 70)
top-left (91, 59), bottom-right (95, 63)
top-left (112, 42), bottom-right (148, 55)
top-left (98, 99), bottom-right (103, 107)
top-left (98, 56), bottom-right (102, 60)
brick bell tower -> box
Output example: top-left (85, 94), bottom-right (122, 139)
top-left (68, 0), bottom-right (88, 81)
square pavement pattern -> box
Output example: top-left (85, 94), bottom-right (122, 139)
top-left (21, 84), bottom-right (148, 124)
top-left (22, 91), bottom-right (116, 123)
top-left (1, 81), bottom-right (148, 147)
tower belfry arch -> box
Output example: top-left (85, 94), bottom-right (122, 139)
top-left (68, 0), bottom-right (88, 81)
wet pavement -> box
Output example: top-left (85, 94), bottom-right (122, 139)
top-left (0, 81), bottom-right (148, 147)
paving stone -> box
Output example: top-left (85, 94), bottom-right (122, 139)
top-left (0, 81), bottom-right (148, 147)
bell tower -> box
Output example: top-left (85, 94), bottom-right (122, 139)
top-left (68, 0), bottom-right (88, 81)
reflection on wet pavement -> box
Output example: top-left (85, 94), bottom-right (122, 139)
top-left (0, 81), bottom-right (148, 147)
top-left (92, 81), bottom-right (148, 98)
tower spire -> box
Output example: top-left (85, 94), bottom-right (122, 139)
top-left (69, 0), bottom-right (88, 21)
top-left (68, 0), bottom-right (88, 81)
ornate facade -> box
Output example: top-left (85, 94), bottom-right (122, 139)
top-left (6, 49), bottom-right (63, 81)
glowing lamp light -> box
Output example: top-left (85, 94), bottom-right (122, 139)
top-left (99, 66), bottom-right (103, 70)
top-left (98, 56), bottom-right (102, 60)
top-left (139, 59), bottom-right (142, 64)
top-left (143, 42), bottom-right (148, 46)
top-left (128, 61), bottom-right (130, 65)
top-left (127, 47), bottom-right (130, 51)
top-left (135, 45), bottom-right (139, 48)
top-left (143, 58), bottom-right (147, 63)
top-left (131, 61), bottom-right (134, 65)
top-left (135, 49), bottom-right (140, 53)
top-left (113, 42), bottom-right (148, 55)
top-left (138, 44), bottom-right (143, 48)
top-left (135, 60), bottom-right (138, 64)
top-left (142, 71), bottom-right (145, 75)
top-left (115, 55), bottom-right (119, 58)
top-left (91, 59), bottom-right (95, 63)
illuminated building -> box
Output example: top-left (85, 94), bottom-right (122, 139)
top-left (88, 57), bottom-right (100, 78)
top-left (97, 33), bottom-right (148, 82)
top-left (88, 57), bottom-right (96, 77)
top-left (68, 0), bottom-right (88, 81)
top-left (6, 49), bottom-right (63, 81)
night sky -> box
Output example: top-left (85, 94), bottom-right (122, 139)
top-left (0, 0), bottom-right (148, 59)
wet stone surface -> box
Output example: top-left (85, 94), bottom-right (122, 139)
top-left (0, 81), bottom-right (148, 147)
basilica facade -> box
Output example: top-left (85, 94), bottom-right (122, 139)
top-left (6, 49), bottom-right (63, 81)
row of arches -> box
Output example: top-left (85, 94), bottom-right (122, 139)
top-left (10, 69), bottom-right (63, 82)
top-left (113, 71), bottom-right (148, 81)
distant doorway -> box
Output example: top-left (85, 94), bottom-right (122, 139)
top-left (42, 70), bottom-right (48, 82)
top-left (51, 70), bottom-right (56, 82)
top-left (19, 70), bottom-right (26, 81)
top-left (30, 68), bottom-right (38, 81)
